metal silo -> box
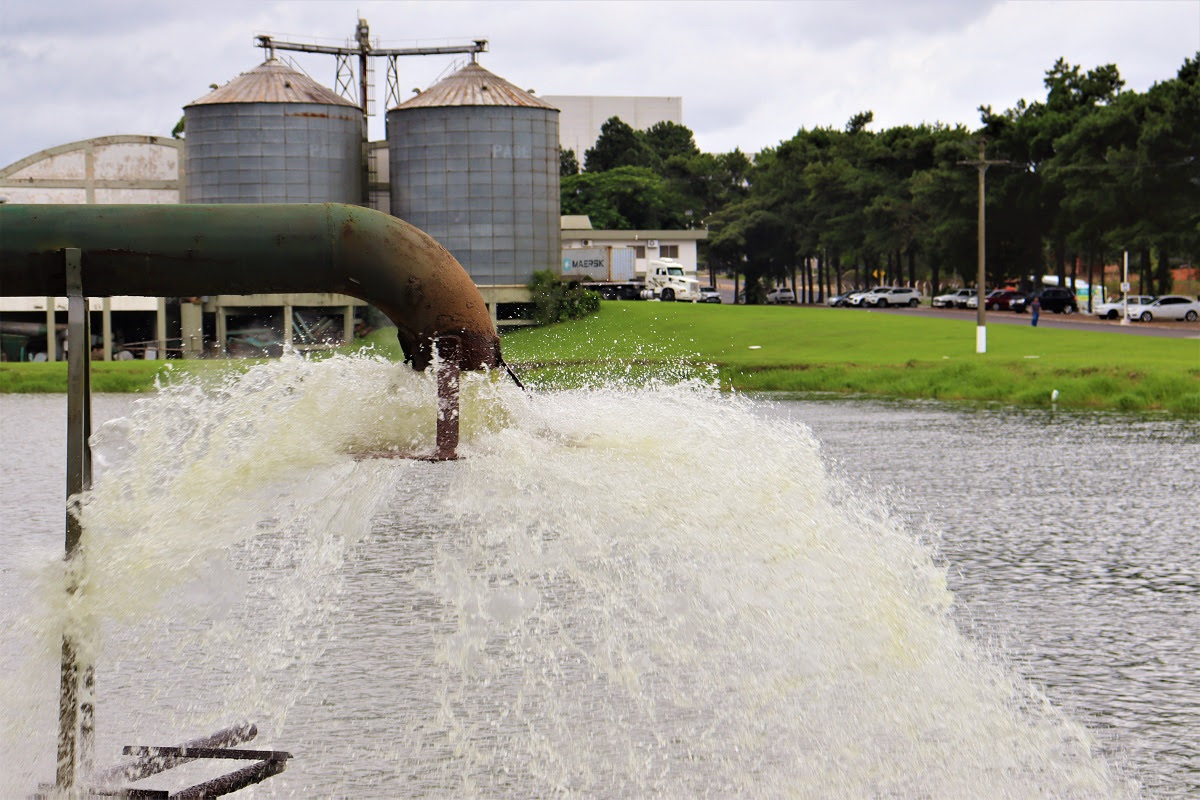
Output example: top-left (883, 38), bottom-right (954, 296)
top-left (386, 61), bottom-right (560, 286)
top-left (183, 59), bottom-right (363, 203)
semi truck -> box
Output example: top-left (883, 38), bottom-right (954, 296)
top-left (560, 248), bottom-right (702, 302)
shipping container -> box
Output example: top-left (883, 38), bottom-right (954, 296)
top-left (561, 247), bottom-right (637, 282)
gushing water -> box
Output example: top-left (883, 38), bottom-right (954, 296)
top-left (1, 354), bottom-right (1136, 797)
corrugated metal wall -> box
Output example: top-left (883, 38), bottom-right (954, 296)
top-left (387, 106), bottom-right (560, 286)
top-left (183, 103), bottom-right (362, 203)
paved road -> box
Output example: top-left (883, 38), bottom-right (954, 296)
top-left (704, 280), bottom-right (1199, 340)
top-left (866, 305), bottom-right (1200, 339)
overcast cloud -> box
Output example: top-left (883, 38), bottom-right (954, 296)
top-left (1, 0), bottom-right (1196, 168)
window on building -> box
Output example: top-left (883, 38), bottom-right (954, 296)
top-left (660, 244), bottom-right (679, 259)
top-left (634, 246), bottom-right (646, 259)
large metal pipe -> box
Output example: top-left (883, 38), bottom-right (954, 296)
top-left (0, 203), bottom-right (500, 371)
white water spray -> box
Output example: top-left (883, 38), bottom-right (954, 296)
top-left (1, 353), bottom-right (1135, 797)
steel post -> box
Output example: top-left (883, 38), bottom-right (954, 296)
top-left (976, 147), bottom-right (987, 353)
top-left (435, 336), bottom-right (461, 461)
top-left (58, 247), bottom-right (94, 789)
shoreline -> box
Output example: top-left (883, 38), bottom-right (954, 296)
top-left (2, 305), bottom-right (1197, 417)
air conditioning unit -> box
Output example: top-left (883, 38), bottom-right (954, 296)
top-left (647, 240), bottom-right (659, 248)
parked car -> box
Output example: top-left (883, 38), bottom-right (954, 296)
top-left (850, 287), bottom-right (890, 307)
top-left (866, 287), bottom-right (922, 307)
top-left (1125, 295), bottom-right (1200, 322)
top-left (983, 289), bottom-right (1025, 311)
top-left (827, 291), bottom-right (858, 307)
top-left (765, 287), bottom-right (796, 304)
top-left (1011, 288), bottom-right (1077, 314)
top-left (1093, 295), bottom-right (1154, 320)
top-left (698, 286), bottom-right (722, 303)
top-left (932, 288), bottom-right (975, 308)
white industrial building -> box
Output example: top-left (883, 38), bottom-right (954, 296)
top-left (541, 96), bottom-right (684, 162)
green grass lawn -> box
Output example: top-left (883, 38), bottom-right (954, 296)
top-left (0, 358), bottom-right (254, 394)
top-left (3, 303), bottom-right (1197, 416)
top-left (497, 303), bottom-right (1200, 416)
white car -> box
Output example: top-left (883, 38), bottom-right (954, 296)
top-left (844, 287), bottom-right (892, 307)
top-left (932, 288), bottom-right (975, 308)
top-left (850, 287), bottom-right (889, 306)
top-left (765, 287), bottom-right (796, 304)
top-left (1125, 295), bottom-right (1200, 322)
top-left (864, 287), bottom-right (922, 307)
top-left (1093, 295), bottom-right (1154, 320)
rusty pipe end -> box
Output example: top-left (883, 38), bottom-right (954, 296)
top-left (399, 327), bottom-right (501, 373)
top-left (326, 204), bottom-right (501, 374)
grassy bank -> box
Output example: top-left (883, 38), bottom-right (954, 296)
top-left (0, 358), bottom-right (251, 394)
top-left (3, 303), bottom-right (1197, 416)
top-left (498, 303), bottom-right (1199, 416)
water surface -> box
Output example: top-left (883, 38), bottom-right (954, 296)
top-left (1, 366), bottom-right (1194, 797)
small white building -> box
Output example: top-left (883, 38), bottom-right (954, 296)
top-left (561, 215), bottom-right (706, 274)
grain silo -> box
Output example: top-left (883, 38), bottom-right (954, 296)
top-left (183, 59), bottom-right (363, 203)
top-left (386, 61), bottom-right (560, 286)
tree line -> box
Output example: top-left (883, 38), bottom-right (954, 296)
top-left (560, 55), bottom-right (1199, 304)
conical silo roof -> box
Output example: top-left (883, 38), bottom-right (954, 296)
top-left (186, 59), bottom-right (358, 107)
top-left (392, 62), bottom-right (557, 110)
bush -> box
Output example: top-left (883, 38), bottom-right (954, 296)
top-left (528, 270), bottom-right (601, 325)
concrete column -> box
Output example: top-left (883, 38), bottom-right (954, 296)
top-left (45, 299), bottom-right (56, 362)
top-left (179, 302), bottom-right (203, 359)
top-left (283, 304), bottom-right (293, 349)
top-left (155, 298), bottom-right (167, 359)
top-left (343, 304), bottom-right (354, 343)
top-left (216, 304), bottom-right (227, 357)
top-left (101, 298), bottom-right (112, 361)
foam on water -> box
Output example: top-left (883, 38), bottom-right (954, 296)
top-left (1, 353), bottom-right (1137, 797)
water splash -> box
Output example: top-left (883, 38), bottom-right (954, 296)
top-left (1, 354), bottom-right (1136, 797)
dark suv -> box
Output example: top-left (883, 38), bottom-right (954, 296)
top-left (1012, 287), bottom-right (1078, 314)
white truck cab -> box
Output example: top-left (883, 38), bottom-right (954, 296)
top-left (641, 258), bottom-right (702, 302)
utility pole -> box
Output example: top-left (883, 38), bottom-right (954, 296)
top-left (958, 139), bottom-right (1008, 353)
top-left (255, 20), bottom-right (487, 206)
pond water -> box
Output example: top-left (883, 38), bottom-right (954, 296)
top-left (0, 362), bottom-right (1195, 798)
top-left (772, 397), bottom-right (1200, 799)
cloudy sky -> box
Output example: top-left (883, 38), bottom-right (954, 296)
top-left (1, 0), bottom-right (1196, 168)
